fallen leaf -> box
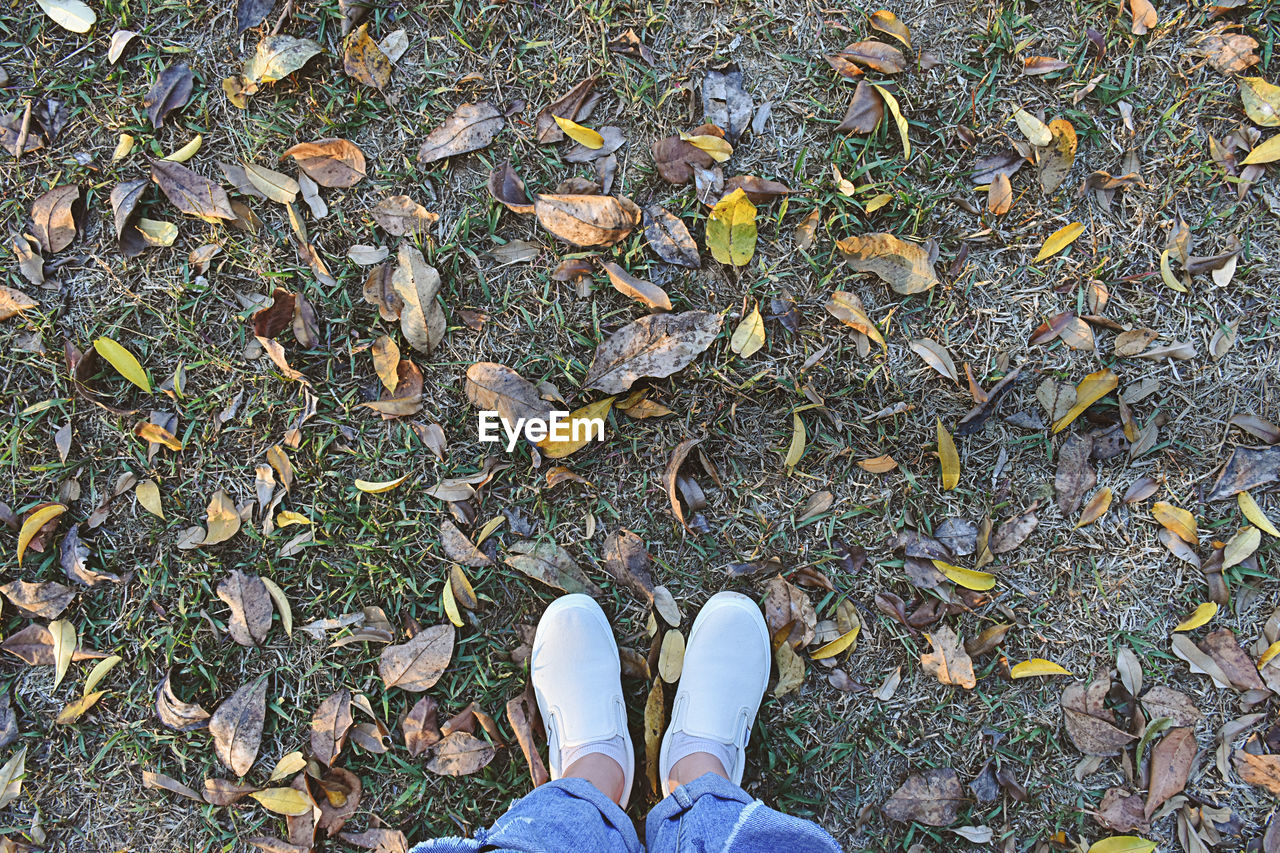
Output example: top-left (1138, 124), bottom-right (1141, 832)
top-left (537, 397), bottom-right (613, 459)
top-left (252, 787), bottom-right (313, 816)
top-left (49, 618), bottom-right (74, 689)
top-left (537, 77), bottom-right (599, 144)
top-left (988, 172), bottom-right (1012, 215)
top-left (836, 233), bottom-right (937, 294)
top-left (1035, 222), bottom-right (1085, 262)
top-left (1208, 445), bottom-right (1280, 502)
top-left (1234, 749), bottom-right (1280, 796)
top-left (601, 529), bottom-right (654, 602)
top-left (602, 262), bottom-right (671, 311)
top-left (17, 504), bottom-right (66, 565)
top-left (869, 10), bottom-right (911, 46)
top-left (210, 677), bottom-right (268, 777)
top-left (426, 731), bottom-right (495, 776)
top-left (643, 205), bottom-right (700, 268)
top-left (1223, 525), bottom-right (1261, 569)
top-left (311, 689), bottom-right (353, 766)
top-left (874, 85), bottom-right (911, 157)
top-left (554, 115), bottom-right (604, 148)
top-left (1145, 727), bottom-right (1195, 818)
top-left (730, 305), bottom-right (765, 357)
top-left (504, 541), bottom-right (603, 596)
top-left (937, 420), bottom-right (960, 490)
top-left (1129, 0), bottom-right (1157, 35)
top-left (379, 624), bottom-right (455, 692)
top-left (1015, 659), bottom-right (1073, 678)
top-left (825, 291), bottom-right (885, 351)
top-left (143, 768), bottom-right (203, 803)
top-left (203, 489), bottom-right (241, 545)
top-left (702, 65), bottom-right (754, 143)
top-left (417, 102), bottom-right (504, 163)
top-left (535, 193), bottom-right (640, 247)
top-left (144, 64), bottom-right (193, 127)
top-left (837, 81), bottom-right (884, 134)
top-left (487, 161), bottom-right (533, 214)
top-left (30, 185), bottom-right (82, 253)
top-left (283, 138), bottom-right (366, 187)
top-left (156, 672), bottom-right (211, 731)
top-left (0, 581), bottom-right (74, 619)
top-left (1240, 77), bottom-right (1280, 127)
top-left (1024, 55), bottom-right (1071, 75)
top-left (933, 561), bottom-right (995, 591)
top-left (1038, 119), bottom-right (1078, 193)
top-left (1089, 838), bottom-right (1156, 853)
top-left (243, 163), bottom-right (298, 204)
top-left (1062, 673), bottom-right (1135, 755)
top-left (242, 36), bottom-right (323, 88)
top-left (151, 160), bottom-right (235, 222)
top-left (217, 570), bottom-right (272, 646)
top-left (921, 626), bottom-right (976, 689)
top-left (391, 245), bottom-right (446, 354)
top-left (1053, 369), bottom-right (1118, 433)
top-left (93, 337), bottom-right (151, 392)
top-left (465, 362), bottom-right (551, 429)
top-left (1056, 434), bottom-right (1097, 516)
top-left (373, 195), bottom-right (436, 236)
top-left (706, 187), bottom-right (757, 266)
top-left (1076, 488), bottom-right (1113, 528)
top-left (834, 41), bottom-right (907, 74)
top-left (1152, 502), bottom-right (1197, 545)
top-left (764, 574), bottom-right (817, 649)
top-left (440, 520), bottom-right (491, 567)
top-left (506, 686), bottom-right (549, 787)
top-left (342, 24), bottom-right (391, 89)
top-left (883, 768), bottom-right (964, 826)
top-left (582, 311), bottom-right (722, 394)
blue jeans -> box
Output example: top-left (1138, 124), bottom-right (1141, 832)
top-left (408, 773), bottom-right (842, 852)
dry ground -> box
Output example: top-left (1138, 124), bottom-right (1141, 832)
top-left (1, 0), bottom-right (1280, 851)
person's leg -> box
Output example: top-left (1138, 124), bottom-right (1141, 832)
top-left (410, 594), bottom-right (639, 853)
top-left (645, 591), bottom-right (843, 853)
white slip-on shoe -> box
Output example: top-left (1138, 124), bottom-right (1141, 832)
top-left (658, 591), bottom-right (771, 791)
top-left (531, 594), bottom-right (635, 808)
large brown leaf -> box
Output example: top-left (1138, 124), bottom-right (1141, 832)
top-left (1235, 749), bottom-right (1280, 796)
top-left (314, 766), bottom-right (361, 836)
top-left (1140, 686), bottom-right (1203, 727)
top-left (643, 204), bottom-right (699, 268)
top-left (440, 520), bottom-right (491, 567)
top-left (764, 574), bottom-right (817, 649)
top-left (1096, 787), bottom-right (1149, 833)
top-left (216, 570), bottom-right (272, 647)
top-left (310, 689), bottom-right (353, 766)
top-left (390, 245), bottom-right (445, 354)
top-left (488, 161), bottom-right (534, 214)
top-left (504, 541), bottom-right (603, 596)
top-left (283, 138), bottom-right (366, 187)
top-left (602, 262), bottom-right (671, 311)
top-left (882, 768), bottom-right (964, 825)
top-left (1207, 445), bottom-right (1280, 501)
top-left (0, 580), bottom-right (73, 619)
top-left (536, 77), bottom-right (599, 144)
top-left (417, 102), bottom-right (504, 163)
top-left (601, 529), bottom-right (654, 602)
top-left (151, 160), bottom-right (235, 222)
top-left (920, 626), bottom-right (976, 689)
top-left (210, 677), bottom-right (268, 777)
top-left (464, 362), bottom-right (552, 427)
top-left (403, 695), bottom-right (441, 757)
top-left (506, 685), bottom-right (549, 787)
top-left (582, 311), bottom-right (722, 394)
top-left (379, 624), bottom-right (454, 692)
top-left (1145, 727), bottom-right (1195, 818)
top-left (651, 132), bottom-right (717, 184)
top-left (989, 506), bottom-right (1038, 553)
top-left (0, 622), bottom-right (104, 665)
top-left (1055, 434), bottom-right (1096, 516)
top-left (702, 65), bottom-right (754, 143)
top-left (426, 731), bottom-right (495, 776)
top-left (1061, 673), bottom-right (1136, 756)
top-left (144, 63), bottom-right (193, 127)
top-left (833, 41), bottom-right (907, 74)
top-left (110, 178), bottom-right (150, 257)
top-left (372, 195), bottom-right (436, 236)
top-left (155, 672), bottom-right (211, 731)
top-left (1201, 628), bottom-right (1267, 692)
top-left (836, 233), bottom-right (938, 294)
top-left (30, 185), bottom-right (82, 253)
top-left (340, 829), bottom-right (409, 853)
top-left (535, 193), bottom-right (640, 247)
top-left (837, 80), bottom-right (884, 134)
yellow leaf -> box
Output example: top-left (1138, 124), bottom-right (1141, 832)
top-left (244, 163), bottom-right (300, 204)
top-left (825, 291), bottom-right (886, 351)
top-left (35, 0), bottom-right (96, 33)
top-left (1087, 838), bottom-right (1156, 853)
top-left (679, 132), bottom-right (733, 162)
top-left (93, 337), bottom-right (151, 392)
top-left (134, 422), bottom-right (183, 450)
top-left (857, 454), bottom-right (897, 473)
top-left (250, 787), bottom-right (313, 816)
top-left (1159, 249), bottom-right (1187, 293)
top-left (1010, 659), bottom-right (1073, 679)
top-left (730, 305), bottom-right (765, 357)
top-left (537, 397), bottom-right (613, 459)
top-left (163, 135), bottom-right (202, 162)
top-left (135, 479), bottom-right (164, 519)
top-left (872, 84), bottom-right (910, 159)
top-left (1152, 501), bottom-right (1198, 545)
top-left (1259, 640), bottom-right (1280, 669)
top-left (937, 419), bottom-right (959, 491)
top-left (1223, 525), bottom-right (1261, 569)
top-left (17, 503), bottom-right (66, 565)
top-left (1075, 487), bottom-right (1113, 528)
top-left (784, 412), bottom-right (806, 470)
top-left (56, 690), bottom-right (105, 725)
top-left (275, 510), bottom-right (311, 527)
top-left (136, 218), bottom-right (178, 247)
top-left (869, 9), bottom-right (911, 47)
top-left (371, 335), bottom-right (400, 393)
top-left (83, 654), bottom-right (122, 695)
top-left (269, 751), bottom-right (306, 782)
top-left (203, 489), bottom-right (241, 545)
top-left (1034, 222), bottom-right (1084, 263)
top-left (1052, 369), bottom-right (1118, 434)
top-left (1173, 601), bottom-right (1217, 632)
top-left (474, 515), bottom-right (504, 545)
top-left (554, 115), bottom-right (605, 149)
top-left (864, 192), bottom-right (892, 213)
top-left (442, 576), bottom-right (463, 627)
top-left (706, 188), bottom-right (757, 267)
top-left (450, 564), bottom-right (478, 610)
top-left (261, 577), bottom-right (291, 636)
top-left (1012, 107), bottom-right (1052, 146)
top-left (811, 625), bottom-right (860, 660)
top-left (50, 619), bottom-right (75, 690)
top-left (355, 474), bottom-right (409, 493)
top-left (1243, 135), bottom-right (1280, 165)
top-left (932, 561), bottom-right (995, 591)
top-left (1239, 491), bottom-right (1280, 537)
top-left (112, 133), bottom-right (134, 162)
top-left (1240, 77), bottom-right (1280, 127)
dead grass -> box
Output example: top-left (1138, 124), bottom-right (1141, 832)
top-left (1, 0), bottom-right (1279, 850)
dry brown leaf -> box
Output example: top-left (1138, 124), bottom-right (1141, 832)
top-left (310, 689), bottom-right (353, 766)
top-left (403, 695), bottom-right (441, 757)
top-left (379, 624), bottom-right (455, 692)
top-left (150, 159), bottom-right (235, 222)
top-left (1145, 727), bottom-right (1196, 818)
top-left (504, 541), bottom-right (603, 596)
top-left (642, 204), bottom-right (700, 269)
top-left (216, 570), bottom-right (272, 647)
top-left (440, 520), bottom-right (491, 567)
top-left (417, 102), bottom-right (504, 163)
top-left (1061, 673), bottom-right (1136, 756)
top-left (921, 626), bottom-right (976, 689)
top-left (537, 77), bottom-right (599, 144)
top-left (426, 731), bottom-right (496, 776)
top-left (464, 362), bottom-right (552, 429)
top-left (487, 161), bottom-right (533, 214)
top-left (373, 196), bottom-right (436, 237)
top-left (836, 233), bottom-right (938, 294)
top-left (210, 677), bottom-right (268, 777)
top-left (506, 685), bottom-right (549, 787)
top-left (0, 580), bottom-right (74, 619)
top-left (1055, 434), bottom-right (1097, 516)
top-left (837, 81), bottom-right (884, 134)
top-left (602, 262), bottom-right (672, 311)
top-left (582, 311), bottom-right (722, 394)
top-left (763, 574), bottom-right (817, 649)
top-left (534, 193), bottom-right (641, 247)
top-left (601, 528), bottom-right (654, 602)
top-left (30, 185), bottom-right (82, 253)
top-left (833, 41), bottom-right (907, 74)
top-left (882, 768), bottom-right (964, 826)
top-left (391, 245), bottom-right (446, 354)
top-left (284, 138), bottom-right (366, 187)
top-left (155, 672), bottom-right (211, 731)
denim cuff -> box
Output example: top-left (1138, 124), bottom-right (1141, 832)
top-left (655, 771), bottom-right (754, 817)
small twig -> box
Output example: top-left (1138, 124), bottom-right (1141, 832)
top-left (13, 100), bottom-right (32, 160)
top-left (270, 0), bottom-right (294, 37)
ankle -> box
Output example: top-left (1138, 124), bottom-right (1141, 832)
top-left (564, 752), bottom-right (627, 804)
top-left (667, 751), bottom-right (729, 793)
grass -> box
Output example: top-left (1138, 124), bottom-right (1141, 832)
top-left (1, 0), bottom-right (1279, 849)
